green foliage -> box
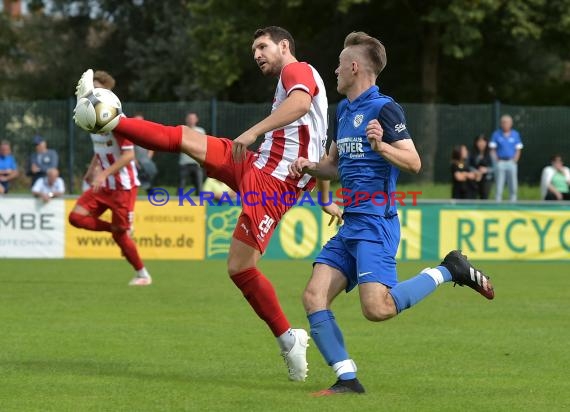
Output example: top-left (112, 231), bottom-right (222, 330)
top-left (3, 0), bottom-right (570, 104)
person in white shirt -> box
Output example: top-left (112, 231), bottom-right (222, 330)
top-left (31, 168), bottom-right (65, 203)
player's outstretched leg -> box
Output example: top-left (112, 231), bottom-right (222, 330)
top-left (441, 250), bottom-right (494, 299)
top-left (73, 69), bottom-right (185, 153)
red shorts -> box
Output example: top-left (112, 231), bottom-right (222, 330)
top-left (204, 136), bottom-right (300, 253)
top-left (77, 187), bottom-right (138, 231)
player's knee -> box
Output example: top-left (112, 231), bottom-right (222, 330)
top-left (68, 212), bottom-right (84, 228)
top-left (361, 304), bottom-right (396, 322)
top-left (227, 257), bottom-right (246, 277)
top-left (302, 286), bottom-right (325, 313)
top-left (111, 228), bottom-right (127, 241)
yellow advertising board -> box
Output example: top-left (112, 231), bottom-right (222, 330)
top-left (397, 208), bottom-right (422, 260)
top-left (65, 199), bottom-right (205, 259)
top-left (439, 210), bottom-right (570, 260)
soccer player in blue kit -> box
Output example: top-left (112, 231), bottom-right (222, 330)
top-left (289, 32), bottom-right (495, 396)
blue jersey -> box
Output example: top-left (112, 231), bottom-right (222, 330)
top-left (334, 85), bottom-right (410, 217)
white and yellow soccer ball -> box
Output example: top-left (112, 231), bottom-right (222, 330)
top-left (74, 88), bottom-right (122, 133)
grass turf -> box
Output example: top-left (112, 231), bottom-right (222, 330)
top-left (0, 259), bottom-right (568, 411)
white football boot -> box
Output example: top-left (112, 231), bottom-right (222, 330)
top-left (128, 275), bottom-right (152, 286)
top-left (75, 69), bottom-right (94, 101)
top-left (281, 328), bottom-right (309, 381)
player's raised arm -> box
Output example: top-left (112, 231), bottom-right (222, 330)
top-left (91, 146), bottom-right (135, 192)
top-left (232, 90), bottom-right (311, 161)
top-left (367, 119), bottom-right (421, 174)
top-left (366, 99), bottom-right (421, 174)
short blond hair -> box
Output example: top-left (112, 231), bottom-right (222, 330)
top-left (344, 32), bottom-right (387, 76)
top-left (93, 70), bottom-right (116, 90)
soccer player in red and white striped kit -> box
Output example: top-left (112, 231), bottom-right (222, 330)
top-left (69, 70), bottom-right (152, 286)
top-left (73, 26), bottom-right (342, 381)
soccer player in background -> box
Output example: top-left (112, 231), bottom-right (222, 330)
top-left (289, 32), bottom-right (495, 395)
top-left (69, 71), bottom-right (152, 286)
top-left (73, 26), bottom-right (342, 381)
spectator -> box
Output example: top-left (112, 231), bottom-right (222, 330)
top-left (468, 134), bottom-right (494, 199)
top-left (27, 135), bottom-right (59, 186)
top-left (203, 177), bottom-right (236, 201)
top-left (540, 154), bottom-right (570, 201)
top-left (179, 112), bottom-right (205, 193)
top-left (489, 114), bottom-right (523, 202)
top-left (31, 167), bottom-right (65, 203)
top-left (133, 113), bottom-right (157, 192)
top-left (0, 140), bottom-right (19, 194)
top-left (451, 145), bottom-right (479, 199)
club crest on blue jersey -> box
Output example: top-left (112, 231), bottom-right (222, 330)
top-left (353, 114), bottom-right (364, 128)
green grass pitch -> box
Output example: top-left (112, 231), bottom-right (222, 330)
top-left (0, 259), bottom-right (568, 411)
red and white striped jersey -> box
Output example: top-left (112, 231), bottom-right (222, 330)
top-left (90, 132), bottom-right (140, 190)
top-left (254, 62), bottom-right (328, 189)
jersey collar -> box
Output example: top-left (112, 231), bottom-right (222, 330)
top-left (347, 85), bottom-right (379, 110)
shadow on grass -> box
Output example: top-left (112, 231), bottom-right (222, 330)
top-left (0, 358), bottom-right (310, 392)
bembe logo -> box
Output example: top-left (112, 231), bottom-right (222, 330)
top-left (147, 188), bottom-right (422, 207)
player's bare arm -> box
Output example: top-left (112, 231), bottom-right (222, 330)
top-left (232, 89), bottom-right (312, 161)
top-left (289, 142), bottom-right (339, 180)
top-left (366, 119), bottom-right (421, 174)
top-left (317, 179), bottom-right (343, 226)
top-left (83, 155), bottom-right (99, 184)
top-left (92, 149), bottom-right (135, 192)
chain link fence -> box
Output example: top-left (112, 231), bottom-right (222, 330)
top-left (1, 99), bottom-right (568, 193)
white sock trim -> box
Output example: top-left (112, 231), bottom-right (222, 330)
top-left (277, 328), bottom-right (295, 352)
top-left (332, 359), bottom-right (357, 377)
top-left (422, 267), bottom-right (444, 286)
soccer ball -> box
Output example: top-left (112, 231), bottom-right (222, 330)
top-left (74, 88), bottom-right (122, 133)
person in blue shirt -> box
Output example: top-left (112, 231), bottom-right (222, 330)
top-left (27, 135), bottom-right (59, 186)
top-left (0, 140), bottom-right (19, 194)
top-left (289, 31), bottom-right (495, 396)
top-left (489, 115), bottom-right (523, 202)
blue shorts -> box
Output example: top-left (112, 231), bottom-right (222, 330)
top-left (314, 213), bottom-right (400, 292)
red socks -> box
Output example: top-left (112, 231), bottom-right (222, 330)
top-left (112, 231), bottom-right (144, 271)
top-left (69, 212), bottom-right (112, 231)
top-left (115, 117), bottom-right (182, 152)
top-left (231, 267), bottom-right (291, 337)
top-left (69, 212), bottom-right (143, 271)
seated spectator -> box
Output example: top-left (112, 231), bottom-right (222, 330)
top-left (31, 168), bottom-right (65, 203)
top-left (0, 140), bottom-right (19, 194)
top-left (451, 145), bottom-right (479, 199)
top-left (468, 134), bottom-right (494, 199)
top-left (27, 135), bottom-right (59, 186)
top-left (203, 177), bottom-right (236, 201)
top-left (540, 154), bottom-right (570, 200)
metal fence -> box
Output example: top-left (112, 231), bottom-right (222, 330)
top-left (1, 99), bottom-right (568, 193)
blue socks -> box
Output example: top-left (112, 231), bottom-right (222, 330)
top-left (389, 265), bottom-right (452, 313)
top-left (308, 310), bottom-right (356, 380)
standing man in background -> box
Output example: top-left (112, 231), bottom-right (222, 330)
top-left (179, 112), bottom-right (205, 194)
top-left (489, 114), bottom-right (523, 202)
